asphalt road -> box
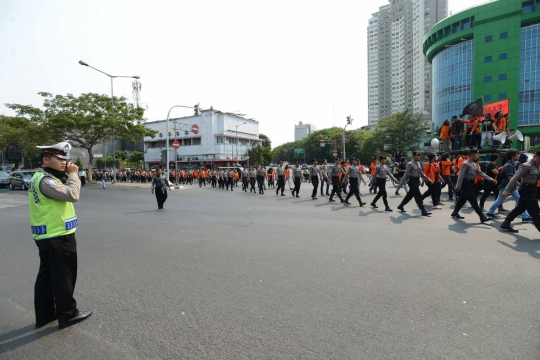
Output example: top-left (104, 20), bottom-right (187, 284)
top-left (1, 181), bottom-right (539, 359)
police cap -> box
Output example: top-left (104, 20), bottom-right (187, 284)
top-left (36, 141), bottom-right (71, 160)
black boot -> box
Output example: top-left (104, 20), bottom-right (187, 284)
top-left (500, 222), bottom-right (518, 233)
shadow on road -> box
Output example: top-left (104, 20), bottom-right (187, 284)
top-left (0, 325), bottom-right (57, 355)
top-left (498, 235), bottom-right (540, 259)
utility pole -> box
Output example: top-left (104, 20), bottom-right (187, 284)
top-left (343, 115), bottom-right (353, 160)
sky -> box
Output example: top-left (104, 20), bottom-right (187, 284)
top-left (0, 0), bottom-right (489, 147)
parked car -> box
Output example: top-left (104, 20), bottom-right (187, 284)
top-left (0, 171), bottom-right (9, 188)
top-left (9, 170), bottom-right (37, 190)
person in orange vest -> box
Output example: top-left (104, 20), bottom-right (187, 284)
top-left (440, 153), bottom-right (455, 201)
top-left (284, 165), bottom-right (292, 191)
top-left (421, 153), bottom-right (444, 209)
top-left (369, 159), bottom-right (379, 194)
top-left (439, 119), bottom-right (451, 151)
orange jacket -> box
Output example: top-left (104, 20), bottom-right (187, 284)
top-left (440, 125), bottom-right (450, 140)
top-left (370, 163), bottom-right (377, 176)
top-left (440, 160), bottom-right (453, 176)
top-left (474, 163), bottom-right (483, 184)
top-left (267, 173), bottom-right (271, 181)
top-left (194, 170), bottom-right (200, 179)
top-left (423, 162), bottom-right (442, 182)
top-left (285, 169), bottom-right (290, 179)
top-left (498, 118), bottom-right (507, 132)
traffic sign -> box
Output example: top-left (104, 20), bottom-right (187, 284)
top-left (172, 140), bottom-right (180, 149)
top-left (333, 148), bottom-right (338, 157)
top-left (344, 135), bottom-right (350, 143)
top-left (320, 138), bottom-right (325, 147)
top-left (294, 148), bottom-right (304, 155)
top-left (192, 124), bottom-right (199, 134)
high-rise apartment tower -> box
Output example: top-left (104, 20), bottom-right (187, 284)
top-left (368, 0), bottom-right (447, 126)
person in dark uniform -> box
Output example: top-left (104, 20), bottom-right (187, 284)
top-left (211, 169), bottom-right (217, 188)
top-left (328, 158), bottom-right (344, 203)
top-left (227, 168), bottom-right (234, 191)
top-left (371, 156), bottom-right (397, 211)
top-left (451, 149), bottom-right (495, 222)
top-left (343, 158), bottom-right (367, 207)
top-left (249, 166), bottom-right (257, 193)
top-left (151, 169), bottom-right (172, 210)
top-left (292, 162), bottom-right (302, 198)
top-left (241, 168), bottom-right (249, 192)
top-left (30, 142), bottom-right (92, 329)
top-left (275, 162), bottom-right (286, 196)
top-left (256, 166), bottom-right (266, 194)
top-left (397, 151), bottom-right (433, 216)
top-left (309, 159), bottom-right (320, 200)
top-left (320, 159), bottom-right (330, 196)
top-left (395, 157), bottom-right (408, 195)
top-left (500, 150), bottom-right (540, 233)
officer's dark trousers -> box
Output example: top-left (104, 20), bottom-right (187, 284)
top-left (242, 178), bottom-right (248, 191)
top-left (211, 177), bottom-right (217, 188)
top-left (504, 184), bottom-right (540, 230)
top-left (155, 187), bottom-right (167, 209)
top-left (345, 178), bottom-right (362, 204)
top-left (293, 177), bottom-right (301, 196)
top-left (257, 175), bottom-right (265, 193)
top-left (276, 175), bottom-right (285, 194)
top-left (35, 233), bottom-right (78, 325)
top-left (199, 177), bottom-right (203, 187)
top-left (453, 180), bottom-right (483, 218)
top-left (372, 178), bottom-right (389, 207)
top-left (442, 175), bottom-right (455, 199)
top-left (311, 176), bottom-right (319, 198)
top-left (329, 176), bottom-right (343, 202)
top-left (479, 181), bottom-right (497, 209)
top-left (228, 178), bottom-right (233, 190)
top-left (399, 178), bottom-right (426, 212)
top-left (250, 178), bottom-right (256, 192)
top-left (321, 177), bottom-right (329, 195)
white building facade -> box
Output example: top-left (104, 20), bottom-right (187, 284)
top-left (294, 121), bottom-right (317, 141)
top-left (143, 109), bottom-right (262, 169)
top-left (367, 0), bottom-right (447, 126)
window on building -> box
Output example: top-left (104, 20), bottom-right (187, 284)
top-left (498, 93), bottom-right (507, 100)
top-left (500, 31), bottom-right (508, 39)
top-left (485, 35), bottom-right (492, 42)
top-left (484, 76), bottom-right (492, 83)
top-left (216, 136), bottom-right (223, 144)
top-left (484, 95), bottom-right (492, 102)
top-left (183, 139), bottom-right (192, 146)
top-left (485, 56), bottom-right (492, 63)
top-left (499, 74), bottom-right (507, 80)
top-left (192, 138), bottom-right (201, 145)
top-left (499, 53), bottom-right (508, 60)
top-left (523, 0), bottom-right (533, 13)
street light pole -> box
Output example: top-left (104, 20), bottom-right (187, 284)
top-left (78, 60), bottom-right (139, 182)
top-left (165, 105), bottom-right (198, 178)
top-left (235, 122), bottom-right (246, 163)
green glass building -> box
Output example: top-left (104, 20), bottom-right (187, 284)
top-left (423, 0), bottom-right (540, 145)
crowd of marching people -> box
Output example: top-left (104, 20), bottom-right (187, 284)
top-left (150, 147), bottom-right (540, 235)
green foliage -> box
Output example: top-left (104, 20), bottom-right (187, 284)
top-left (0, 115), bottom-right (61, 170)
top-left (6, 92), bottom-right (157, 181)
top-left (75, 157), bottom-right (84, 169)
top-left (248, 145), bottom-right (272, 166)
top-left (371, 111), bottom-right (427, 161)
top-left (528, 144), bottom-right (540, 153)
top-left (259, 133), bottom-right (271, 148)
top-left (128, 151), bottom-right (144, 167)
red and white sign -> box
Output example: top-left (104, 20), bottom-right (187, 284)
top-left (320, 138), bottom-right (325, 147)
top-left (333, 148), bottom-right (338, 157)
top-left (480, 99), bottom-right (509, 120)
top-left (191, 124), bottom-right (199, 134)
top-left (172, 140), bottom-right (180, 149)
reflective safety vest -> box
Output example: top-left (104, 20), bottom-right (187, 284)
top-left (28, 172), bottom-right (77, 240)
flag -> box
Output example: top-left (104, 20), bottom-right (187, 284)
top-left (461, 98), bottom-right (484, 117)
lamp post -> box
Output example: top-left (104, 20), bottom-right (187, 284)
top-left (78, 60), bottom-right (139, 182)
top-left (164, 105), bottom-right (199, 178)
top-left (235, 122), bottom-right (246, 163)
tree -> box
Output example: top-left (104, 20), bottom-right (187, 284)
top-left (259, 133), bottom-right (271, 148)
top-left (6, 92), bottom-right (157, 182)
top-left (128, 151), bottom-right (144, 168)
top-left (75, 157), bottom-right (84, 169)
top-left (248, 145), bottom-right (272, 166)
top-left (0, 115), bottom-right (61, 170)
top-left (371, 111), bottom-right (427, 161)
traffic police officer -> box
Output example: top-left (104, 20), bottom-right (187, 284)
top-left (500, 150), bottom-right (540, 233)
top-left (451, 149), bottom-right (495, 222)
top-left (30, 142), bottom-right (92, 329)
top-left (397, 151), bottom-right (432, 216)
top-left (275, 162), bottom-right (286, 196)
top-left (292, 162), bottom-right (302, 197)
top-left (371, 156), bottom-right (397, 211)
top-left (151, 169), bottom-right (172, 210)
